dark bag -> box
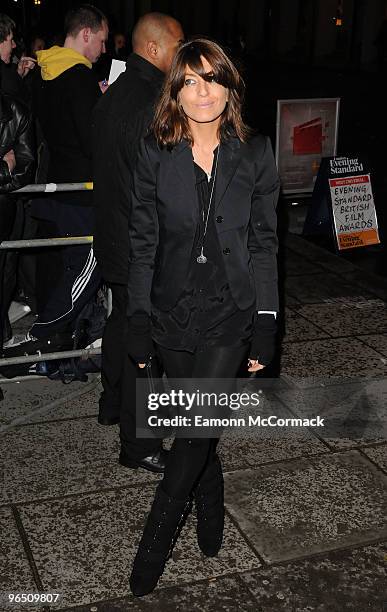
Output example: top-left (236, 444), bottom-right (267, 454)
top-left (35, 289), bottom-right (107, 383)
top-left (0, 290), bottom-right (107, 381)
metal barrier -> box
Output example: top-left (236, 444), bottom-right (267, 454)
top-left (0, 347), bottom-right (101, 367)
top-left (0, 236), bottom-right (93, 249)
top-left (15, 181), bottom-right (93, 193)
top-left (0, 182), bottom-right (105, 375)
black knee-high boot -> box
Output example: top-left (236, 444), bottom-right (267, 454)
top-left (193, 454), bottom-right (224, 557)
top-left (130, 483), bottom-right (191, 597)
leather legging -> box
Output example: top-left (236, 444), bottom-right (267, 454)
top-left (157, 344), bottom-right (248, 499)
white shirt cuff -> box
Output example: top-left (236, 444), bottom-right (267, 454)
top-left (257, 311), bottom-right (277, 319)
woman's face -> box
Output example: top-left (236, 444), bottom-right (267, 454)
top-left (178, 56), bottom-right (229, 125)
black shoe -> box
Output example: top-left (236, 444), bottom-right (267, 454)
top-left (193, 454), bottom-right (224, 557)
top-left (130, 483), bottom-right (191, 597)
top-left (119, 448), bottom-right (169, 473)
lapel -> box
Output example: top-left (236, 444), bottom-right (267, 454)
top-left (215, 136), bottom-right (242, 210)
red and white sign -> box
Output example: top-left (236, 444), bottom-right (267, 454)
top-left (329, 174), bottom-right (380, 250)
top-left (276, 98), bottom-right (340, 194)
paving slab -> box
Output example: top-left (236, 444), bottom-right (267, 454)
top-left (0, 377), bottom-right (99, 430)
top-left (32, 383), bottom-right (100, 424)
top-left (219, 433), bottom-right (328, 472)
top-left (362, 443), bottom-right (387, 473)
top-left (290, 301), bottom-right (387, 338)
top-left (284, 235), bottom-right (357, 273)
top-left (240, 542), bottom-right (387, 612)
top-left (0, 418), bottom-right (159, 505)
top-left (285, 272), bottom-right (374, 305)
top-left (59, 575), bottom-right (259, 611)
top-left (280, 337), bottom-right (386, 382)
top-left (283, 307), bottom-right (330, 343)
top-left (360, 333), bottom-right (387, 357)
top-left (224, 450), bottom-right (387, 564)
top-left (0, 507), bottom-right (40, 612)
top-left (275, 379), bottom-right (387, 448)
top-left (218, 392), bottom-right (327, 471)
top-left (284, 234), bottom-right (387, 301)
top-left (17, 486), bottom-right (260, 609)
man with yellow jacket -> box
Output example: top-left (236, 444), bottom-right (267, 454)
top-left (24, 5), bottom-right (108, 355)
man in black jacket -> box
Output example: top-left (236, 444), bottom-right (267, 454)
top-left (92, 13), bottom-right (183, 472)
top-left (0, 13), bottom-right (36, 103)
top-left (24, 5), bottom-right (108, 349)
top-left (0, 90), bottom-right (35, 350)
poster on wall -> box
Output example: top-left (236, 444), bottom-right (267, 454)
top-left (276, 98), bottom-right (340, 194)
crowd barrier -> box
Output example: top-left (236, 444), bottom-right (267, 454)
top-left (0, 236), bottom-right (93, 249)
top-left (0, 182), bottom-right (106, 376)
top-left (16, 181), bottom-right (93, 193)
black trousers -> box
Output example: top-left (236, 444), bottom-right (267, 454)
top-left (100, 282), bottom-right (161, 460)
top-left (17, 201), bottom-right (38, 312)
top-left (0, 198), bottom-right (17, 350)
top-left (157, 344), bottom-right (248, 499)
top-left (30, 200), bottom-right (101, 339)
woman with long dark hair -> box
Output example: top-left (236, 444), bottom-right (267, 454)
top-left (127, 38), bottom-right (279, 597)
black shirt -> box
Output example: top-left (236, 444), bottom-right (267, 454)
top-left (151, 150), bottom-right (255, 352)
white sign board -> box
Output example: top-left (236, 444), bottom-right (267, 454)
top-left (329, 173), bottom-right (380, 250)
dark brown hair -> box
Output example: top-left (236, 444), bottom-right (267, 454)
top-left (64, 4), bottom-right (107, 37)
top-left (0, 13), bottom-right (16, 44)
top-left (152, 38), bottom-right (250, 147)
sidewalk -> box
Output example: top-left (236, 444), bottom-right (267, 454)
top-left (1, 233), bottom-right (386, 612)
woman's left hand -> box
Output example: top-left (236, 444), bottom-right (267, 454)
top-left (247, 359), bottom-right (265, 372)
top-left (249, 313), bottom-right (277, 370)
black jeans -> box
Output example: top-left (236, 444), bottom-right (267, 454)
top-left (157, 344), bottom-right (248, 499)
top-left (100, 282), bottom-right (161, 461)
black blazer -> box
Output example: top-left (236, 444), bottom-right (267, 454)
top-left (127, 133), bottom-right (280, 316)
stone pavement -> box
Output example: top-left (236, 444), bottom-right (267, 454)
top-left (0, 233), bottom-right (386, 612)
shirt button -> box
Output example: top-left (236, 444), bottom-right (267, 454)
top-left (223, 247), bottom-right (230, 255)
top-left (216, 215), bottom-right (223, 223)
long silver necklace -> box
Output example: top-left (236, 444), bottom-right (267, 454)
top-left (196, 145), bottom-right (220, 264)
